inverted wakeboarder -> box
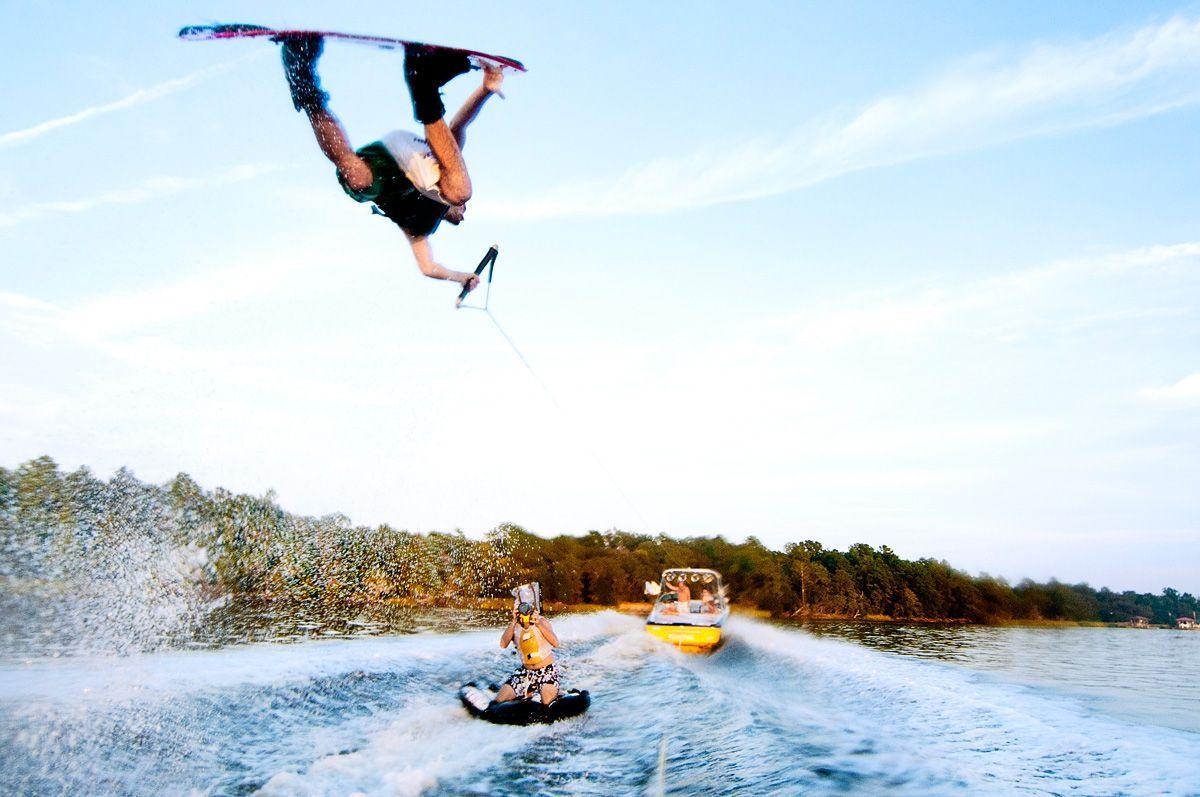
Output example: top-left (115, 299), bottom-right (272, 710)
top-left (279, 35), bottom-right (506, 299)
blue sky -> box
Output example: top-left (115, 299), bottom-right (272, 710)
top-left (2, 2), bottom-right (1197, 593)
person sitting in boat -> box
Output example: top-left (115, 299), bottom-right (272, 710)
top-left (496, 601), bottom-right (561, 704)
top-left (700, 588), bottom-right (719, 614)
top-left (665, 575), bottom-right (692, 614)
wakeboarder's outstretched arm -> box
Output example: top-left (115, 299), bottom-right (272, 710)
top-left (407, 234), bottom-right (480, 290)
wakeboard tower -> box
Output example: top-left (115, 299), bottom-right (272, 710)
top-left (178, 23), bottom-right (527, 72)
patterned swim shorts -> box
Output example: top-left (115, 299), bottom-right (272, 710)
top-left (505, 662), bottom-right (560, 698)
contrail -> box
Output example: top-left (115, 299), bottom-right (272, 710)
top-left (0, 56), bottom-right (255, 150)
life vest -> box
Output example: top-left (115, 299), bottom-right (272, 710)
top-left (518, 624), bottom-right (550, 667)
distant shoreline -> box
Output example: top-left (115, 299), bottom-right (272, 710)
top-left (401, 597), bottom-right (1182, 629)
top-left (4, 457), bottom-right (1196, 629)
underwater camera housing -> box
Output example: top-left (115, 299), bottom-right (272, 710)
top-left (512, 582), bottom-right (541, 616)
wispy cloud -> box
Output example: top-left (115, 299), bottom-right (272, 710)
top-left (0, 239), bottom-right (333, 346)
top-left (519, 239), bottom-right (1199, 499)
top-left (0, 163), bottom-right (286, 228)
top-left (65, 248), bottom-right (321, 339)
top-left (773, 241), bottom-right (1200, 347)
top-left (0, 58), bottom-right (253, 150)
top-left (481, 15), bottom-right (1200, 220)
top-left (1140, 373), bottom-right (1200, 402)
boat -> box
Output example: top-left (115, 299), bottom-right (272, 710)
top-left (644, 568), bottom-right (729, 652)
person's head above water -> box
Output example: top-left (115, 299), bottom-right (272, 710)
top-left (517, 602), bottom-right (535, 626)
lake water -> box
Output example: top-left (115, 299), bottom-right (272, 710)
top-left (802, 620), bottom-right (1200, 736)
top-left (2, 611), bottom-right (1198, 796)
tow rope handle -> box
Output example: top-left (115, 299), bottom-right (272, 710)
top-left (456, 244), bottom-right (498, 309)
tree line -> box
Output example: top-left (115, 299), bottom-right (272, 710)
top-left (2, 457), bottom-right (1195, 626)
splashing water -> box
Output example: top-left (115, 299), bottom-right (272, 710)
top-left (1, 465), bottom-right (216, 657)
top-left (0, 459), bottom-right (523, 658)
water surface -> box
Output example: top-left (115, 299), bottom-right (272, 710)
top-left (2, 612), bottom-right (1197, 796)
top-left (801, 620), bottom-right (1200, 734)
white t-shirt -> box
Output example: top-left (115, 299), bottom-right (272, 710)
top-left (380, 130), bottom-right (448, 205)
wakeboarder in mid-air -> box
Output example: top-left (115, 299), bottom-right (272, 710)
top-left (280, 35), bottom-right (506, 300)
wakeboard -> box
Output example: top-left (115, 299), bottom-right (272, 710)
top-left (178, 23), bottom-right (527, 72)
top-left (459, 682), bottom-right (590, 726)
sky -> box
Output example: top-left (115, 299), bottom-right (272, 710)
top-left (1, 1), bottom-right (1197, 594)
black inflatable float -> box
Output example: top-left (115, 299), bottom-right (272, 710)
top-left (459, 682), bottom-right (591, 725)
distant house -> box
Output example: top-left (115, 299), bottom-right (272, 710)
top-left (1129, 616), bottom-right (1150, 628)
top-left (1177, 617), bottom-right (1197, 630)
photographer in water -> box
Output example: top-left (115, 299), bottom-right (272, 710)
top-left (495, 600), bottom-right (561, 705)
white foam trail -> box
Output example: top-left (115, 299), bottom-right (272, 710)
top-left (0, 631), bottom-right (489, 702)
top-left (257, 699), bottom-right (551, 797)
top-left (0, 612), bottom-right (626, 703)
top-left (715, 617), bottom-right (1200, 794)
